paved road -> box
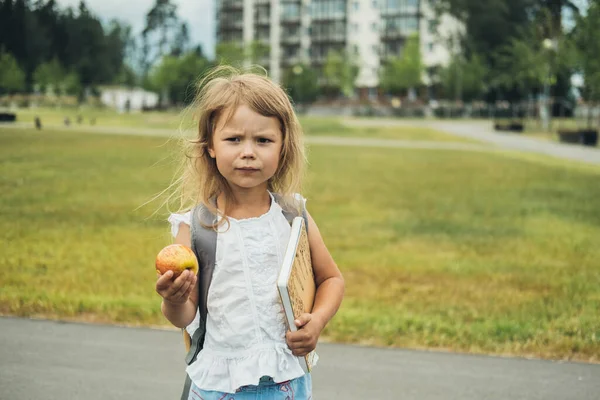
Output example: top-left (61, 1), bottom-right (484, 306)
top-left (345, 119), bottom-right (600, 165)
top-left (1, 317), bottom-right (598, 400)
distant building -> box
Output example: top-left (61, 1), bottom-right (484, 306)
top-left (216, 0), bottom-right (463, 96)
top-left (99, 86), bottom-right (159, 112)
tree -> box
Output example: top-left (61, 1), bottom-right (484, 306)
top-left (215, 41), bottom-right (270, 67)
top-left (322, 49), bottom-right (358, 97)
top-left (282, 64), bottom-right (319, 105)
top-left (33, 57), bottom-right (64, 93)
top-left (142, 0), bottom-right (179, 66)
top-left (574, 0), bottom-right (600, 102)
top-left (440, 53), bottom-right (488, 101)
top-left (171, 22), bottom-right (190, 56)
top-left (435, 0), bottom-right (580, 101)
top-left (379, 35), bottom-right (422, 97)
top-left (0, 0), bottom-right (130, 95)
top-left (248, 41), bottom-right (269, 66)
top-left (148, 51), bottom-right (210, 105)
top-left (216, 41), bottom-right (245, 66)
top-left (0, 49), bottom-right (26, 93)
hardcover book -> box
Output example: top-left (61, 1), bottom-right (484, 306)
top-left (277, 216), bottom-right (318, 373)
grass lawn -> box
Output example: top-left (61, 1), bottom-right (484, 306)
top-left (13, 107), bottom-right (474, 143)
top-left (1, 127), bottom-right (599, 362)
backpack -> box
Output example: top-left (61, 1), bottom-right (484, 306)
top-left (179, 194), bottom-right (308, 399)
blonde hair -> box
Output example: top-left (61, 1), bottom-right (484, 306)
top-left (168, 65), bottom-right (306, 226)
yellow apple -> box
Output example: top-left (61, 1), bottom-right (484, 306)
top-left (155, 244), bottom-right (199, 277)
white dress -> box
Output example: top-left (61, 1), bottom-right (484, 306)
top-left (168, 193), bottom-right (307, 393)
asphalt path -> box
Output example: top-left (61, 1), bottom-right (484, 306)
top-left (1, 317), bottom-right (598, 400)
top-left (344, 119), bottom-right (600, 165)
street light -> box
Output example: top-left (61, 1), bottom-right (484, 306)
top-left (541, 38), bottom-right (557, 132)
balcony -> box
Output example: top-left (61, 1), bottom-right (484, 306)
top-left (381, 29), bottom-right (408, 40)
top-left (311, 14), bottom-right (346, 22)
top-left (281, 35), bottom-right (301, 44)
top-left (281, 16), bottom-right (301, 24)
top-left (281, 55), bottom-right (302, 66)
top-left (310, 34), bottom-right (345, 43)
top-left (379, 6), bottom-right (419, 17)
top-left (220, 0), bottom-right (243, 11)
top-left (256, 15), bottom-right (271, 25)
top-left (219, 19), bottom-right (244, 30)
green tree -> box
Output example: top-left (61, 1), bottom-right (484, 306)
top-left (493, 24), bottom-right (577, 98)
top-left (380, 35), bottom-right (422, 96)
top-left (33, 57), bottom-right (64, 93)
top-left (322, 49), bottom-right (358, 97)
top-left (0, 49), bottom-right (26, 93)
top-left (282, 64), bottom-right (319, 105)
top-left (574, 0), bottom-right (600, 102)
top-left (171, 22), bottom-right (190, 56)
top-left (61, 71), bottom-right (81, 95)
top-left (142, 0), bottom-right (179, 66)
top-left (149, 51), bottom-right (210, 105)
top-left (247, 41), bottom-right (270, 65)
top-left (215, 41), bottom-right (270, 67)
top-left (440, 53), bottom-right (488, 101)
top-left (216, 41), bottom-right (245, 66)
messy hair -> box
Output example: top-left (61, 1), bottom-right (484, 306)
top-left (167, 65), bottom-right (306, 227)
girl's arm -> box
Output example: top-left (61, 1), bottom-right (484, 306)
top-left (156, 222), bottom-right (199, 329)
top-left (286, 210), bottom-right (345, 356)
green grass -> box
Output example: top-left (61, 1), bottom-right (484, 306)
top-left (15, 107), bottom-right (186, 130)
top-left (1, 127), bottom-right (599, 362)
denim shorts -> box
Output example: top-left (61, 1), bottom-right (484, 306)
top-left (188, 374), bottom-right (312, 400)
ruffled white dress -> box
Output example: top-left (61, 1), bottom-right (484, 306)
top-left (168, 193), bottom-right (308, 393)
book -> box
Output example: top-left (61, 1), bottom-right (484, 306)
top-left (277, 216), bottom-right (318, 373)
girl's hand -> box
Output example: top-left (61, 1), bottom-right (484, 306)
top-left (285, 313), bottom-right (324, 356)
top-left (156, 269), bottom-right (197, 305)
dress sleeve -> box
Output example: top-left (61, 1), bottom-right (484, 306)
top-left (167, 211), bottom-right (192, 238)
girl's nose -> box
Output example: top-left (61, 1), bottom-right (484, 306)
top-left (240, 141), bottom-right (256, 158)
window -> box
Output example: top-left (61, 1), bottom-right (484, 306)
top-left (428, 42), bottom-right (434, 52)
top-left (282, 3), bottom-right (299, 19)
top-left (371, 22), bottom-right (378, 32)
top-left (354, 44), bottom-right (360, 55)
top-left (354, 1), bottom-right (359, 11)
top-left (372, 0), bottom-right (377, 7)
top-left (428, 20), bottom-right (437, 35)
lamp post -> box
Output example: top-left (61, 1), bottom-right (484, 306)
top-left (293, 65), bottom-right (303, 110)
top-left (541, 38), bottom-right (557, 132)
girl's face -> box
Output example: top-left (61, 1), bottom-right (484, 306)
top-left (209, 104), bottom-right (283, 192)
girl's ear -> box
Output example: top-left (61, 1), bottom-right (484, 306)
top-left (208, 146), bottom-right (215, 158)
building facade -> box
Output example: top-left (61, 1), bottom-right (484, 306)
top-left (216, 0), bottom-right (463, 93)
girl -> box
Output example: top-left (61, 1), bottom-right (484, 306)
top-left (155, 66), bottom-right (345, 399)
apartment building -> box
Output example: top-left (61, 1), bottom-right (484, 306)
top-left (216, 0), bottom-right (463, 94)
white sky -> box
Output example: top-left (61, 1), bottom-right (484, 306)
top-left (55, 0), bottom-right (215, 58)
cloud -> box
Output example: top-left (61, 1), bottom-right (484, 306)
top-left (54, 0), bottom-right (215, 57)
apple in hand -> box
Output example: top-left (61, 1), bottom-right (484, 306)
top-left (155, 244), bottom-right (199, 278)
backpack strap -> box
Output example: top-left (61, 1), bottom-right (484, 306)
top-left (183, 204), bottom-right (217, 367)
top-left (273, 193), bottom-right (309, 233)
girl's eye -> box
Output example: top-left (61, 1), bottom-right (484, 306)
top-left (226, 137), bottom-right (240, 142)
top-left (257, 138), bottom-right (271, 144)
